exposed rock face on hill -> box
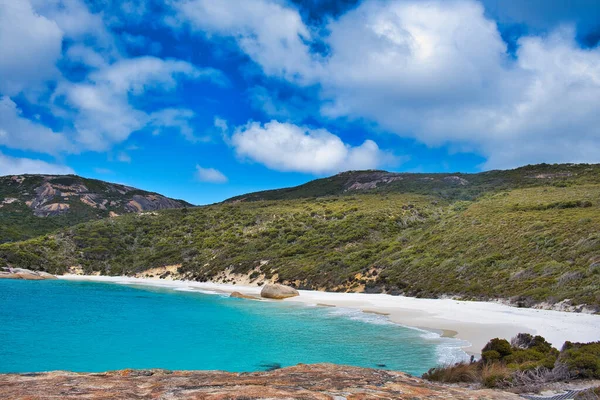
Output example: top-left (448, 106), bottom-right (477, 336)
top-left (3, 175), bottom-right (191, 217)
top-left (0, 364), bottom-right (520, 399)
top-left (0, 174), bottom-right (192, 242)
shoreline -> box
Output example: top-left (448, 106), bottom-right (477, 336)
top-left (59, 275), bottom-right (600, 357)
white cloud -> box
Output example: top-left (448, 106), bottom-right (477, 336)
top-left (65, 44), bottom-right (108, 69)
top-left (169, 0), bottom-right (318, 82)
top-left (231, 120), bottom-right (395, 174)
top-left (0, 0), bottom-right (63, 95)
top-left (30, 0), bottom-right (115, 51)
top-left (1, 0), bottom-right (228, 159)
top-left (0, 97), bottom-right (73, 154)
top-left (117, 152), bottom-right (131, 163)
top-left (0, 152), bottom-right (74, 176)
top-left (55, 56), bottom-right (226, 151)
top-left (214, 117), bottom-right (228, 133)
top-left (148, 108), bottom-right (198, 141)
top-left (172, 0), bottom-right (600, 169)
top-left (195, 165), bottom-right (228, 183)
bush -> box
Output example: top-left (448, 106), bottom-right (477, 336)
top-left (482, 338), bottom-right (513, 360)
top-left (511, 333), bottom-right (552, 353)
top-left (423, 362), bottom-right (479, 383)
top-left (481, 363), bottom-right (512, 388)
top-left (423, 334), bottom-right (600, 390)
top-left (482, 350), bottom-right (502, 362)
top-left (559, 341), bottom-right (600, 379)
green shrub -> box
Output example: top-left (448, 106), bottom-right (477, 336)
top-left (482, 338), bottom-right (513, 360)
top-left (559, 341), bottom-right (600, 379)
top-left (482, 350), bottom-right (502, 362)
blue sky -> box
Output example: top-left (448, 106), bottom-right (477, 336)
top-left (1, 0), bottom-right (599, 204)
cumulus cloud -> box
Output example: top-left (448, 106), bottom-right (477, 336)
top-left (1, 0), bottom-right (229, 160)
top-left (30, 0), bottom-right (116, 52)
top-left (169, 0), bottom-right (318, 82)
top-left (0, 152), bottom-right (74, 176)
top-left (231, 120), bottom-right (395, 174)
top-left (172, 0), bottom-right (600, 169)
top-left (0, 97), bottom-right (73, 154)
top-left (65, 44), bottom-right (108, 69)
top-left (55, 57), bottom-right (226, 151)
top-left (195, 165), bottom-right (228, 183)
top-left (315, 1), bottom-right (600, 169)
top-left (0, 0), bottom-right (63, 95)
top-left (149, 108), bottom-right (198, 141)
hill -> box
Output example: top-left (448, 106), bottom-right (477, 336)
top-left (1, 163), bottom-right (599, 309)
top-left (0, 174), bottom-right (192, 243)
top-left (226, 163), bottom-right (600, 202)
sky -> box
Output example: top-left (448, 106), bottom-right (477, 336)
top-left (1, 0), bottom-right (599, 204)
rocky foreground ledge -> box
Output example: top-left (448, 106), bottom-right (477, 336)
top-left (0, 363), bottom-right (520, 399)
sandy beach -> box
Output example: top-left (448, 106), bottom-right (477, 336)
top-left (59, 275), bottom-right (600, 356)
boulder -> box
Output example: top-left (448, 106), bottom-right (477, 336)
top-left (260, 284), bottom-right (299, 299)
top-left (0, 268), bottom-right (56, 280)
top-left (36, 271), bottom-right (58, 279)
top-left (15, 273), bottom-right (46, 280)
top-left (230, 291), bottom-right (260, 300)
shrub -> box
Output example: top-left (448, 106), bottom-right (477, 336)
top-left (423, 333), bottom-right (599, 389)
top-left (422, 362), bottom-right (479, 383)
top-left (559, 341), bottom-right (600, 379)
top-left (482, 350), bottom-right (502, 362)
top-left (511, 333), bottom-right (552, 353)
top-left (482, 338), bottom-right (513, 360)
top-left (481, 363), bottom-right (512, 388)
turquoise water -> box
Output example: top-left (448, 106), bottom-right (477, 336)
top-left (0, 279), bottom-right (465, 375)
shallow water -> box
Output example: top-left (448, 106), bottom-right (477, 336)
top-left (0, 279), bottom-right (467, 375)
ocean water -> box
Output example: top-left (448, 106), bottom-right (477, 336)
top-left (0, 279), bottom-right (467, 375)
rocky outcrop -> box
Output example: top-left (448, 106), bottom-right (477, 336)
top-left (0, 174), bottom-right (192, 219)
top-left (260, 283), bottom-right (299, 299)
top-left (124, 194), bottom-right (188, 212)
top-left (0, 268), bottom-right (56, 280)
top-left (0, 364), bottom-right (521, 399)
top-left (230, 291), bottom-right (260, 300)
top-left (33, 202), bottom-right (70, 217)
top-left (442, 176), bottom-right (470, 186)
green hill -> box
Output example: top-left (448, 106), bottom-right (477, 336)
top-left (0, 174), bottom-right (192, 243)
top-left (1, 163), bottom-right (599, 309)
top-left (226, 163), bottom-right (600, 202)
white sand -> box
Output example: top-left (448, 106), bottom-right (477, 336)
top-left (59, 275), bottom-right (600, 356)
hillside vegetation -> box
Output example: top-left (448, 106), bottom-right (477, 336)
top-left (1, 164), bottom-right (599, 309)
top-left (227, 163), bottom-right (600, 202)
top-left (0, 174), bottom-right (191, 243)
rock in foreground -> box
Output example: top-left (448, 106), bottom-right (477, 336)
top-left (0, 363), bottom-right (520, 399)
top-left (260, 283), bottom-right (299, 299)
top-left (0, 268), bottom-right (56, 280)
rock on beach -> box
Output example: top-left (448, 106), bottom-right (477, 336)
top-left (260, 284), bottom-right (299, 299)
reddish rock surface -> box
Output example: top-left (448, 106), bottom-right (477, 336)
top-left (0, 363), bottom-right (521, 399)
